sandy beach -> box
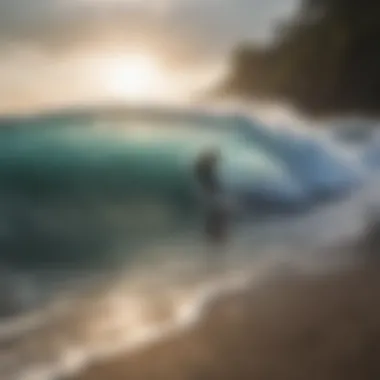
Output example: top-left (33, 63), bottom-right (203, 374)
top-left (68, 239), bottom-right (380, 380)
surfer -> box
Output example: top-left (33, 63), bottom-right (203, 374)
top-left (194, 149), bottom-right (231, 248)
top-left (361, 208), bottom-right (380, 262)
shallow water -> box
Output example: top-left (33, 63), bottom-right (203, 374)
top-left (0, 173), bottom-right (378, 380)
top-left (0, 108), bottom-right (378, 380)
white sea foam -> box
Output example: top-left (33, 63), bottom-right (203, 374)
top-left (1, 104), bottom-right (380, 380)
top-left (1, 169), bottom-right (379, 380)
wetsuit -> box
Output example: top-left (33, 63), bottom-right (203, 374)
top-left (194, 151), bottom-right (229, 245)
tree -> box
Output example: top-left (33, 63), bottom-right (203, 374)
top-left (218, 0), bottom-right (380, 117)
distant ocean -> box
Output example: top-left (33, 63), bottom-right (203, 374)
top-left (0, 105), bottom-right (378, 380)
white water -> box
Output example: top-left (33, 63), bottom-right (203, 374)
top-left (0, 169), bottom-right (379, 380)
top-left (1, 104), bottom-right (380, 380)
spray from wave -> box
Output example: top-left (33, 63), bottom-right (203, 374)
top-left (0, 103), bottom-right (378, 380)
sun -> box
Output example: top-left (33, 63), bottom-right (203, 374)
top-left (98, 53), bottom-right (167, 103)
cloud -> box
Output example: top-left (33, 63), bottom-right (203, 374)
top-left (0, 0), bottom-right (300, 61)
top-left (0, 0), bottom-right (300, 113)
top-left (165, 0), bottom-right (299, 55)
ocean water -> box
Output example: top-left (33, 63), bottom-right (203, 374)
top-left (0, 106), bottom-right (379, 380)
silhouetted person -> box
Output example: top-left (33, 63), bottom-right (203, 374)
top-left (194, 149), bottom-right (230, 247)
top-left (361, 208), bottom-right (380, 263)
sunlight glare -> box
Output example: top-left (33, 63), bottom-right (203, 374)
top-left (98, 53), bottom-right (167, 103)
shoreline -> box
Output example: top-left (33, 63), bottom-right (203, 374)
top-left (68, 251), bottom-right (380, 380)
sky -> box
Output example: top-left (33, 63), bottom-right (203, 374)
top-left (0, 0), bottom-right (300, 113)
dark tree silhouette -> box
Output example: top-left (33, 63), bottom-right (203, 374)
top-left (218, 0), bottom-right (380, 117)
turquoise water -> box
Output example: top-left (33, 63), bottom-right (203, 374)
top-left (0, 117), bottom-right (215, 271)
top-left (0, 107), bottom-right (363, 272)
top-left (0, 108), bottom-right (376, 380)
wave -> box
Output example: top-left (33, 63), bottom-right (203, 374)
top-left (0, 104), bottom-right (367, 271)
top-left (0, 103), bottom-right (377, 380)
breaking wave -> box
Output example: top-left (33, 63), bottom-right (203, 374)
top-left (0, 103), bottom-right (378, 380)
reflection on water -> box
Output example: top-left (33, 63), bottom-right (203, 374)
top-left (0, 107), bottom-right (378, 380)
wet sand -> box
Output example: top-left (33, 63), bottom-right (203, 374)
top-left (69, 235), bottom-right (380, 380)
